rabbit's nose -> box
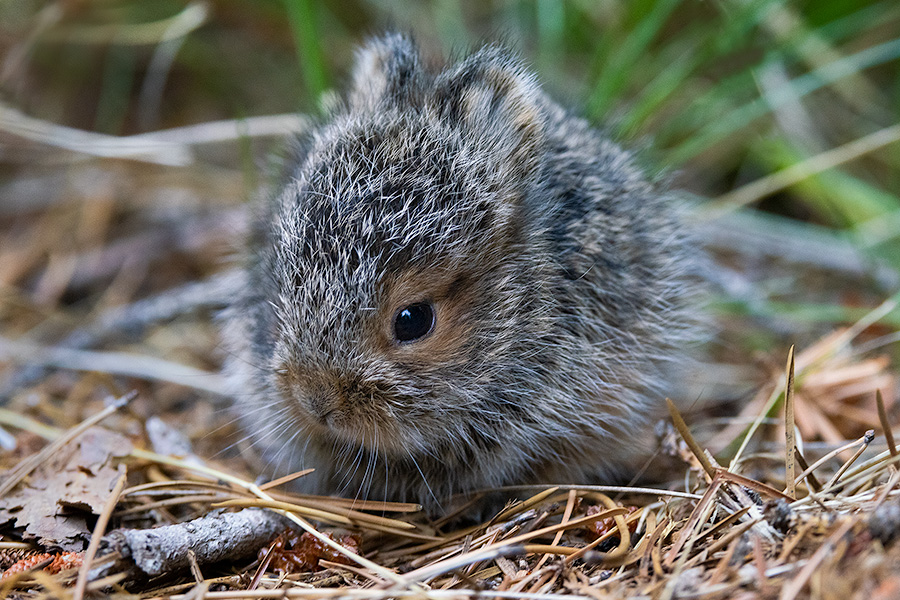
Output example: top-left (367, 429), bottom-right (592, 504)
top-left (307, 391), bottom-right (338, 425)
top-left (304, 375), bottom-right (361, 429)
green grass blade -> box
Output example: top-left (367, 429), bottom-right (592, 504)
top-left (283, 0), bottom-right (328, 106)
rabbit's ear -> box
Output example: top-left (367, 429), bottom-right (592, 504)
top-left (434, 47), bottom-right (545, 177)
top-left (348, 33), bottom-right (422, 111)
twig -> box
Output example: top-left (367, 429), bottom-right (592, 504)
top-left (95, 508), bottom-right (288, 579)
top-left (171, 590), bottom-right (591, 600)
top-left (124, 452), bottom-right (416, 589)
top-left (214, 498), bottom-right (420, 533)
top-left (790, 432), bottom-right (874, 491)
top-left (793, 448), bottom-right (822, 493)
top-left (706, 122), bottom-right (900, 217)
top-left (0, 101), bottom-right (309, 166)
top-left (43, 2), bottom-right (207, 46)
top-left (732, 295), bottom-right (900, 472)
top-left (784, 346), bottom-right (798, 498)
top-left (825, 430), bottom-right (875, 489)
top-left (876, 389), bottom-right (897, 458)
top-left (492, 487), bottom-right (560, 522)
top-left (0, 408), bottom-right (418, 589)
top-left (0, 336), bottom-right (227, 395)
top-left (490, 484), bottom-right (702, 500)
top-left (0, 101), bottom-right (192, 165)
top-left (533, 489), bottom-right (576, 570)
top-left (0, 270), bottom-right (239, 396)
top-left (258, 469), bottom-right (316, 491)
top-left (667, 398), bottom-right (717, 479)
top-left (126, 113), bottom-right (310, 146)
top-left (397, 509), bottom-right (628, 585)
top-left (74, 471), bottom-right (127, 600)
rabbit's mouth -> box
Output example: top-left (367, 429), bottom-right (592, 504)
top-left (299, 391), bottom-right (403, 452)
top-left (276, 367), bottom-right (432, 453)
top-left (277, 370), bottom-right (370, 439)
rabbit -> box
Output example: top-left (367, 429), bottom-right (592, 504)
top-left (221, 33), bottom-right (704, 512)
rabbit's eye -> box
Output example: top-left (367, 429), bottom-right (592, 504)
top-left (393, 302), bottom-right (435, 343)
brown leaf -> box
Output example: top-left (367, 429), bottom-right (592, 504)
top-left (0, 427), bottom-right (132, 550)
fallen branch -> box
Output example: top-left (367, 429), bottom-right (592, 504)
top-left (93, 509), bottom-right (288, 581)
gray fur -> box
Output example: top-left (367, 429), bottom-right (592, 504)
top-left (222, 33), bottom-right (702, 510)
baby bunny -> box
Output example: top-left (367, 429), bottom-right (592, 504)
top-left (222, 33), bottom-right (702, 510)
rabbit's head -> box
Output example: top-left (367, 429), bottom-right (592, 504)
top-left (259, 35), bottom-right (559, 460)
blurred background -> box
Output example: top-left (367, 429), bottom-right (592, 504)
top-left (1, 1), bottom-right (899, 451)
top-left (3, 1), bottom-right (899, 193)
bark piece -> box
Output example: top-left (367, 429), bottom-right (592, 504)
top-left (98, 508), bottom-right (287, 577)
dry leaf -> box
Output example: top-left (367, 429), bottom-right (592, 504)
top-left (0, 427), bottom-right (132, 550)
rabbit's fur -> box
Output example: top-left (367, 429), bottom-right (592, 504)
top-left (222, 33), bottom-right (702, 510)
